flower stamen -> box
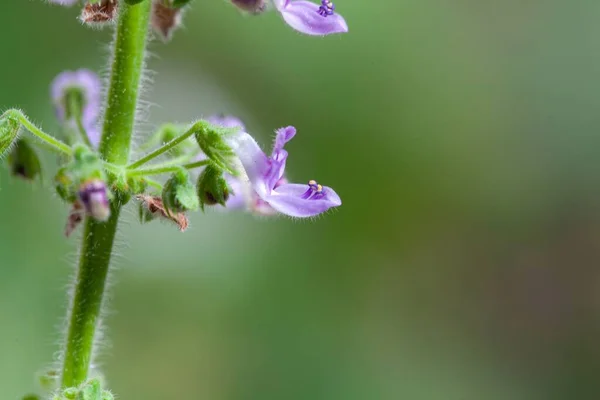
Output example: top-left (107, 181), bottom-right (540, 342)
top-left (318, 0), bottom-right (335, 17)
top-left (302, 179), bottom-right (325, 200)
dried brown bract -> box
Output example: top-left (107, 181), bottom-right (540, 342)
top-left (137, 194), bottom-right (189, 232)
top-left (152, 1), bottom-right (184, 41)
top-left (65, 202), bottom-right (84, 238)
top-left (80, 0), bottom-right (118, 26)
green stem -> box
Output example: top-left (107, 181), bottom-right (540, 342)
top-left (60, 205), bottom-right (121, 388)
top-left (128, 159), bottom-right (210, 177)
top-left (3, 109), bottom-right (72, 155)
top-left (60, 0), bottom-right (152, 389)
top-left (127, 127), bottom-right (197, 169)
top-left (99, 0), bottom-right (151, 165)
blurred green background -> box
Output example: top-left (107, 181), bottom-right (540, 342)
top-left (3, 0), bottom-right (600, 399)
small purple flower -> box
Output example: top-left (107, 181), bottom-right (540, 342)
top-left (78, 179), bottom-right (111, 221)
top-left (51, 69), bottom-right (102, 147)
top-left (274, 0), bottom-right (348, 36)
top-left (47, 0), bottom-right (79, 6)
top-left (226, 126), bottom-right (342, 218)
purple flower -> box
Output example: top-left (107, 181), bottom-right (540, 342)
top-left (207, 115), bottom-right (246, 130)
top-left (47, 0), bottom-right (79, 6)
top-left (51, 69), bottom-right (102, 147)
top-left (226, 126), bottom-right (341, 217)
top-left (78, 179), bottom-right (111, 221)
top-left (274, 0), bottom-right (348, 36)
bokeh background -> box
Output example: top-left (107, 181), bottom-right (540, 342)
top-left (2, 0), bottom-right (600, 399)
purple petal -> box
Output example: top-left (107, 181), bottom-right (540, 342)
top-left (207, 115), bottom-right (246, 130)
top-left (223, 174), bottom-right (248, 210)
top-left (225, 132), bottom-right (270, 197)
top-left (265, 182), bottom-right (342, 217)
top-left (51, 69), bottom-right (102, 146)
top-left (278, 1), bottom-right (348, 36)
top-left (273, 126), bottom-right (296, 155)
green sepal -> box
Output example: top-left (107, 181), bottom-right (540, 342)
top-left (0, 110), bottom-right (20, 157)
top-left (193, 120), bottom-right (238, 175)
top-left (197, 162), bottom-right (230, 210)
top-left (162, 169), bottom-right (199, 213)
top-left (7, 139), bottom-right (41, 181)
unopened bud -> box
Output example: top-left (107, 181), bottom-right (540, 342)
top-left (7, 140), bottom-right (41, 181)
top-left (231, 0), bottom-right (267, 14)
top-left (152, 0), bottom-right (185, 41)
top-left (162, 169), bottom-right (199, 213)
top-left (80, 0), bottom-right (118, 26)
top-left (78, 179), bottom-right (111, 221)
top-left (0, 111), bottom-right (20, 157)
top-left (197, 163), bottom-right (230, 210)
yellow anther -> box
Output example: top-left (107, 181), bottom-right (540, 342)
top-left (316, 184), bottom-right (323, 192)
top-left (308, 179), bottom-right (317, 186)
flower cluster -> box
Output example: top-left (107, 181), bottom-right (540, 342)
top-left (49, 0), bottom-right (348, 37)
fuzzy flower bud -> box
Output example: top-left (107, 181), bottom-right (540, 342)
top-left (78, 179), bottom-right (111, 221)
top-left (231, 0), bottom-right (267, 14)
top-left (7, 140), bottom-right (42, 181)
top-left (152, 0), bottom-right (185, 41)
top-left (0, 111), bottom-right (20, 158)
top-left (51, 69), bottom-right (102, 147)
top-left (197, 163), bottom-right (230, 209)
top-left (162, 169), bottom-right (199, 214)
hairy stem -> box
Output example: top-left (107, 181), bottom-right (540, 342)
top-left (127, 127), bottom-right (197, 169)
top-left (60, 206), bottom-right (121, 388)
top-left (128, 159), bottom-right (209, 177)
top-left (3, 109), bottom-right (72, 155)
top-left (99, 0), bottom-right (151, 164)
top-left (60, 0), bottom-right (152, 389)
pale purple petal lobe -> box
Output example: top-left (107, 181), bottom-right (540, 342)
top-left (267, 182), bottom-right (341, 217)
top-left (279, 1), bottom-right (348, 36)
top-left (207, 115), bottom-right (246, 130)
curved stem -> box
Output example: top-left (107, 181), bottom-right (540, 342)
top-left (3, 109), bottom-right (72, 155)
top-left (60, 0), bottom-right (152, 389)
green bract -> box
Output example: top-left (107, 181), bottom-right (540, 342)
top-left (162, 169), bottom-right (199, 213)
top-left (7, 139), bottom-right (41, 181)
top-left (0, 111), bottom-right (20, 157)
top-left (197, 162), bottom-right (230, 209)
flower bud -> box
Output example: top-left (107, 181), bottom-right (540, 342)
top-left (0, 111), bottom-right (20, 157)
top-left (162, 169), bottom-right (199, 214)
top-left (7, 140), bottom-right (41, 181)
top-left (197, 163), bottom-right (230, 210)
top-left (231, 0), bottom-right (267, 15)
top-left (152, 0), bottom-right (185, 41)
top-left (78, 179), bottom-right (111, 221)
top-left (80, 0), bottom-right (118, 27)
